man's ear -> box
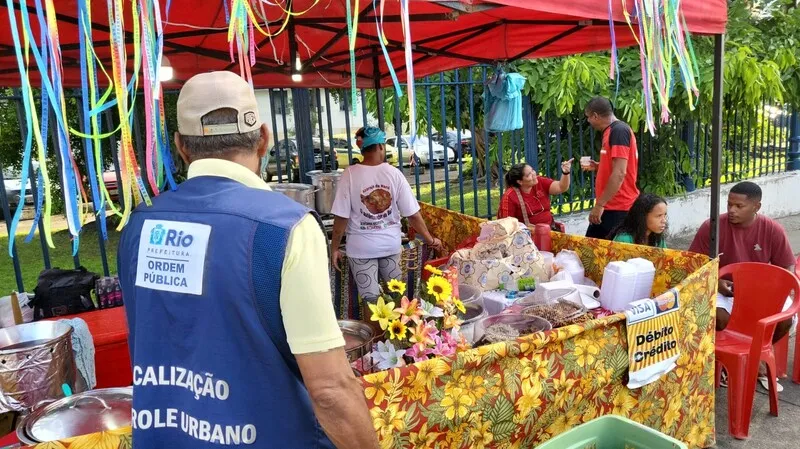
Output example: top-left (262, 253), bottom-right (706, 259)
top-left (175, 133), bottom-right (191, 165)
top-left (754, 200), bottom-right (762, 214)
top-left (257, 124), bottom-right (270, 159)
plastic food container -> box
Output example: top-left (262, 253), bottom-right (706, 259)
top-left (534, 414), bottom-right (687, 449)
top-left (458, 284), bottom-right (483, 306)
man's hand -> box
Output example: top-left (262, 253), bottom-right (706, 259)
top-left (589, 204), bottom-right (604, 225)
top-left (718, 279), bottom-right (734, 297)
top-left (331, 247), bottom-right (343, 272)
top-left (581, 159), bottom-right (599, 172)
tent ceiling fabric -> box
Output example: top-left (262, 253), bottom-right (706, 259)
top-left (0, 0), bottom-right (727, 89)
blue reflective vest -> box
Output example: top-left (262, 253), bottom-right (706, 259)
top-left (118, 176), bottom-right (334, 448)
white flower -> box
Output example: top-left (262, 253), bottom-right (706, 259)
top-left (419, 299), bottom-right (444, 318)
top-left (371, 341), bottom-right (407, 370)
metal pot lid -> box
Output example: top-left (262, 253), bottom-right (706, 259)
top-left (24, 387), bottom-right (132, 442)
top-left (272, 182), bottom-right (315, 191)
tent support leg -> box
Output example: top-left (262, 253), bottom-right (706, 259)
top-left (709, 33), bottom-right (725, 259)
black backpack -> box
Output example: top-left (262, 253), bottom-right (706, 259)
top-left (32, 267), bottom-right (99, 320)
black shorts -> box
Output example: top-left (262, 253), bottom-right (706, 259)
top-left (585, 210), bottom-right (628, 240)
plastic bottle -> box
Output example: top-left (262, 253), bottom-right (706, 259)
top-left (533, 224), bottom-right (552, 252)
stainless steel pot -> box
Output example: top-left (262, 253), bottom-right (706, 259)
top-left (338, 320), bottom-right (376, 365)
top-left (307, 170), bottom-right (341, 214)
top-left (17, 387), bottom-right (132, 445)
top-left (272, 183), bottom-right (317, 209)
top-left (0, 321), bottom-right (75, 414)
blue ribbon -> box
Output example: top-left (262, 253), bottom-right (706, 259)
top-left (372, 0), bottom-right (402, 99)
top-left (78, 0), bottom-right (107, 241)
top-left (5, 0), bottom-right (40, 256)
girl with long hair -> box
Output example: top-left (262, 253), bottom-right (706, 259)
top-left (610, 193), bottom-right (668, 248)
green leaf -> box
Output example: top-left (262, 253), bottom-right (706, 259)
top-left (487, 395), bottom-right (515, 424)
top-left (491, 420), bottom-right (516, 442)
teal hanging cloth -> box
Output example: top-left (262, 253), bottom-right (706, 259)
top-left (484, 70), bottom-right (526, 132)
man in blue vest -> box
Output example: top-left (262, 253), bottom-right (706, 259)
top-left (118, 71), bottom-right (379, 449)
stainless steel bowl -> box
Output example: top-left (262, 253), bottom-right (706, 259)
top-left (338, 320), bottom-right (376, 364)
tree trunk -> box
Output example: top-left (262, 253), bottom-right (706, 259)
top-left (472, 128), bottom-right (499, 183)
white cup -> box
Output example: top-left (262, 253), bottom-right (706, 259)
top-left (580, 156), bottom-right (592, 168)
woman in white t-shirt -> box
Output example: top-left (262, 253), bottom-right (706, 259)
top-left (330, 127), bottom-right (443, 318)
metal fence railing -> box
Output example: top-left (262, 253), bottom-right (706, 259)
top-left (1, 66), bottom-right (797, 293)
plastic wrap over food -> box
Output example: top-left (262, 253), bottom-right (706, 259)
top-left (0, 322), bottom-right (76, 413)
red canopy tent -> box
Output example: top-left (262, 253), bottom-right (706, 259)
top-left (0, 0), bottom-right (729, 257)
top-left (0, 0), bottom-right (726, 89)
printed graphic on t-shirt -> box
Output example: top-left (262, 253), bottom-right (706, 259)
top-left (359, 184), bottom-right (397, 230)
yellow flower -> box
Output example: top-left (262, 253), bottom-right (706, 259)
top-left (387, 279), bottom-right (407, 294)
top-left (552, 371), bottom-right (577, 408)
top-left (440, 387), bottom-right (474, 420)
top-left (388, 319), bottom-right (408, 340)
top-left (469, 420), bottom-right (494, 449)
top-left (61, 426), bottom-right (130, 449)
top-left (427, 276), bottom-right (453, 304)
top-left (573, 338), bottom-right (600, 367)
top-left (632, 399), bottom-right (655, 423)
top-left (515, 380), bottom-right (543, 417)
top-left (453, 298), bottom-right (466, 314)
top-left (612, 390), bottom-right (637, 416)
top-left (664, 396), bottom-right (682, 428)
top-left (368, 297), bottom-right (399, 330)
top-left (409, 422), bottom-right (440, 448)
top-left (407, 358), bottom-right (451, 391)
top-left (520, 356), bottom-right (549, 384)
top-left (370, 404), bottom-right (407, 436)
top-left (425, 264), bottom-right (443, 276)
top-left (364, 371), bottom-right (392, 405)
top-left (546, 409), bottom-right (580, 437)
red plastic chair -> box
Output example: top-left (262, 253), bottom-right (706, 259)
top-left (714, 262), bottom-right (800, 439)
top-left (773, 256), bottom-right (800, 382)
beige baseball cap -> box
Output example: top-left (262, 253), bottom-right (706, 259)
top-left (177, 71), bottom-right (262, 136)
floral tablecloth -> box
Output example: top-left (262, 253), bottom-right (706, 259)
top-left (24, 205), bottom-right (717, 449)
top-left (356, 204), bottom-right (718, 449)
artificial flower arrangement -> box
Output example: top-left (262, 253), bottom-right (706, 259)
top-left (369, 265), bottom-right (470, 370)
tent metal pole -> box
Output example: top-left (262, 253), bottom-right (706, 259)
top-left (709, 33), bottom-right (725, 259)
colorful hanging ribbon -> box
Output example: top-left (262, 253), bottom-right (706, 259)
top-left (345, 0), bottom-right (358, 116)
top-left (400, 0), bottom-right (417, 143)
top-left (372, 0), bottom-right (402, 99)
top-left (5, 0), bottom-right (54, 255)
top-left (620, 0), bottom-right (699, 135)
top-left (108, 0), bottom-right (152, 230)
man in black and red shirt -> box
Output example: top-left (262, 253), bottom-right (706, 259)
top-left (581, 97), bottom-right (640, 239)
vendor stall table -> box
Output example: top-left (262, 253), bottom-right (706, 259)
top-left (19, 205), bottom-right (717, 448)
top-left (353, 204), bottom-right (718, 449)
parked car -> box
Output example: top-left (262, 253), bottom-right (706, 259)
top-left (264, 138), bottom-right (338, 182)
top-left (385, 135), bottom-right (455, 166)
top-left (432, 130), bottom-right (473, 157)
top-left (1, 167), bottom-right (33, 219)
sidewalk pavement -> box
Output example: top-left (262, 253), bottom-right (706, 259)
top-left (670, 214), bottom-right (800, 448)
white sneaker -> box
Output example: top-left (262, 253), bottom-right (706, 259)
top-left (758, 375), bottom-right (784, 393)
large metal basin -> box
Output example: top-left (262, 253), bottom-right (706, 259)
top-left (0, 321), bottom-right (76, 413)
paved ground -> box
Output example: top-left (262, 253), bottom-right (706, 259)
top-left (714, 334), bottom-right (800, 449)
